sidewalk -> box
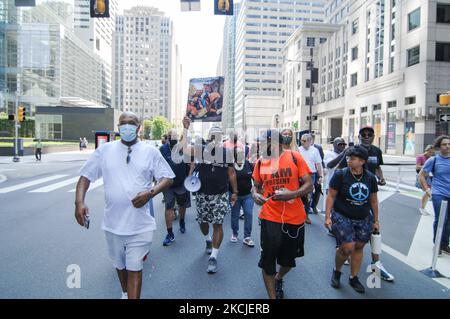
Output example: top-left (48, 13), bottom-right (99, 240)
top-left (383, 154), bottom-right (416, 165)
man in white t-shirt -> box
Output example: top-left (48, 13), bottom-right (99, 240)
top-left (74, 112), bottom-right (175, 299)
top-left (299, 134), bottom-right (323, 223)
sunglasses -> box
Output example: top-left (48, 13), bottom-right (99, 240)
top-left (126, 147), bottom-right (132, 164)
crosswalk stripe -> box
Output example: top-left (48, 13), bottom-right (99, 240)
top-left (0, 175), bottom-right (68, 194)
top-left (29, 177), bottom-right (80, 193)
top-left (68, 179), bottom-right (104, 193)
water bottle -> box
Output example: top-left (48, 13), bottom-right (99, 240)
top-left (371, 230), bottom-right (382, 255)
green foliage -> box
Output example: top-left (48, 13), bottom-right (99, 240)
top-left (150, 116), bottom-right (171, 140)
top-left (143, 119), bottom-right (152, 139)
top-left (0, 118), bottom-right (35, 138)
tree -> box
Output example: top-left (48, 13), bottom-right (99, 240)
top-left (150, 116), bottom-right (171, 140)
top-left (143, 119), bottom-right (152, 139)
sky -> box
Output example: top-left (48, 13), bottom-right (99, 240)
top-left (117, 0), bottom-right (228, 115)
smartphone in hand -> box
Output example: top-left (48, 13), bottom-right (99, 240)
top-left (84, 215), bottom-right (90, 229)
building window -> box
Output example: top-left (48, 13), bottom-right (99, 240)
top-left (352, 19), bottom-right (359, 34)
top-left (351, 46), bottom-right (358, 61)
top-left (407, 46), bottom-right (420, 66)
top-left (437, 4), bottom-right (450, 23)
top-left (351, 73), bottom-right (358, 87)
top-left (306, 97), bottom-right (313, 105)
top-left (307, 37), bottom-right (316, 47)
top-left (408, 7), bottom-right (421, 31)
top-left (306, 79), bottom-right (311, 88)
top-left (436, 42), bottom-right (450, 62)
top-left (361, 106), bottom-right (368, 113)
top-left (405, 96), bottom-right (416, 105)
top-left (373, 104), bottom-right (382, 111)
top-left (388, 101), bottom-right (397, 108)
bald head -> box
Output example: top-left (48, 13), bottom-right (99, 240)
top-left (167, 128), bottom-right (178, 140)
top-left (119, 112), bottom-right (140, 126)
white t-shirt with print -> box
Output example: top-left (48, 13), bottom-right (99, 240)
top-left (299, 146), bottom-right (322, 173)
top-left (79, 140), bottom-right (175, 235)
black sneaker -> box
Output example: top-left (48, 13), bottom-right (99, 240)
top-left (205, 240), bottom-right (213, 255)
top-left (179, 220), bottom-right (186, 234)
top-left (441, 246), bottom-right (450, 255)
top-left (275, 277), bottom-right (284, 299)
top-left (349, 276), bottom-right (365, 294)
top-left (331, 269), bottom-right (341, 289)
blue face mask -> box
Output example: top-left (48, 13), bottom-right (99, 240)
top-left (119, 124), bottom-right (138, 142)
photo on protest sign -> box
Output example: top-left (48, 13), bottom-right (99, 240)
top-left (186, 76), bottom-right (224, 122)
top-left (214, 0), bottom-right (233, 16)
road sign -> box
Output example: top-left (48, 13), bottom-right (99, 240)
top-left (439, 114), bottom-right (450, 122)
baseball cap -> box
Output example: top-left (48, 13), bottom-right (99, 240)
top-left (333, 137), bottom-right (347, 146)
top-left (359, 126), bottom-right (375, 135)
top-left (347, 145), bottom-right (369, 161)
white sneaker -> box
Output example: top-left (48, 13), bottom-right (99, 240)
top-left (344, 259), bottom-right (350, 265)
top-left (230, 235), bottom-right (238, 243)
top-left (121, 292), bottom-right (128, 299)
top-left (371, 261), bottom-right (395, 282)
top-left (419, 208), bottom-right (430, 216)
top-left (243, 237), bottom-right (255, 247)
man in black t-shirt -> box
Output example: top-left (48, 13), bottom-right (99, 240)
top-left (186, 122), bottom-right (238, 274)
top-left (337, 126), bottom-right (386, 185)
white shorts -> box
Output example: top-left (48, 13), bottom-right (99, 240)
top-left (104, 231), bottom-right (153, 271)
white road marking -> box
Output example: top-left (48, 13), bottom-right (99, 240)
top-left (29, 177), bottom-right (80, 193)
top-left (0, 175), bottom-right (68, 194)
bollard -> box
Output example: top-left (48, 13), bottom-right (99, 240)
top-left (421, 200), bottom-right (448, 278)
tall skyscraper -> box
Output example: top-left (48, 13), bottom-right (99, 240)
top-left (114, 6), bottom-right (175, 121)
top-left (74, 0), bottom-right (118, 107)
top-left (232, 0), bottom-right (326, 136)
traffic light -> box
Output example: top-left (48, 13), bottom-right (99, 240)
top-left (18, 106), bottom-right (26, 122)
top-left (439, 93), bottom-right (450, 106)
top-left (8, 114), bottom-right (15, 121)
top-left (90, 0), bottom-right (109, 18)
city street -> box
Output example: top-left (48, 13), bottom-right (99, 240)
top-left (1, 151), bottom-right (449, 299)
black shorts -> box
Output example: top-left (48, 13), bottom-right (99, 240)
top-left (163, 185), bottom-right (191, 210)
top-left (258, 219), bottom-right (305, 276)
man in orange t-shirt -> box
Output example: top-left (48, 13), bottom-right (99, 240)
top-left (252, 129), bottom-right (313, 299)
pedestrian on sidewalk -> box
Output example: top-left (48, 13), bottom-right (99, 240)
top-left (230, 146), bottom-right (255, 247)
top-left (311, 133), bottom-right (325, 214)
top-left (83, 137), bottom-right (88, 150)
top-left (79, 137), bottom-right (84, 151)
top-left (419, 135), bottom-right (450, 255)
top-left (160, 125), bottom-right (194, 246)
top-left (186, 122), bottom-right (238, 274)
top-left (74, 112), bottom-right (175, 299)
top-left (336, 126), bottom-right (394, 282)
top-left (416, 145), bottom-right (435, 216)
top-left (35, 139), bottom-right (43, 162)
top-left (325, 145), bottom-right (380, 294)
top-left (299, 133), bottom-right (323, 223)
top-left (252, 129), bottom-right (313, 299)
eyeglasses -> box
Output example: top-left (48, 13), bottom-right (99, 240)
top-left (126, 147), bottom-right (132, 164)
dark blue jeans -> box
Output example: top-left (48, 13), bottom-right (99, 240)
top-left (431, 195), bottom-right (450, 247)
top-left (230, 193), bottom-right (254, 238)
top-left (304, 173), bottom-right (317, 215)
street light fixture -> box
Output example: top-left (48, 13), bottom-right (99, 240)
top-left (286, 47), bottom-right (317, 133)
